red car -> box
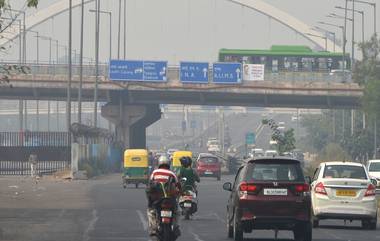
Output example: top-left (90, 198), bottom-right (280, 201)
top-left (223, 157), bottom-right (312, 241)
top-left (196, 153), bottom-right (221, 181)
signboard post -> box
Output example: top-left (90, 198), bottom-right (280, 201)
top-left (243, 64), bottom-right (265, 81)
top-left (212, 63), bottom-right (242, 84)
top-left (180, 62), bottom-right (209, 83)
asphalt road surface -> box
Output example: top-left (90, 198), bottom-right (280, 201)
top-left (0, 174), bottom-right (379, 241)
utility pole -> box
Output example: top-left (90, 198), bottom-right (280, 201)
top-left (351, 0), bottom-right (355, 66)
top-left (343, 0), bottom-right (348, 81)
top-left (123, 0), bottom-right (127, 58)
top-left (78, 0), bottom-right (84, 124)
top-left (118, 0), bottom-right (121, 59)
top-left (94, 0), bottom-right (100, 127)
top-left (68, 0), bottom-right (73, 132)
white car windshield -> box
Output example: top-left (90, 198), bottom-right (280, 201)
top-left (323, 165), bottom-right (367, 180)
top-left (369, 162), bottom-right (380, 172)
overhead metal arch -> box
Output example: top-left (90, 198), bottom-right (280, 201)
top-left (228, 0), bottom-right (340, 52)
top-left (0, 0), bottom-right (340, 52)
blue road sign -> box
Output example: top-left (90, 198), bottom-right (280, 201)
top-left (143, 61), bottom-right (167, 81)
top-left (212, 63), bottom-right (242, 84)
top-left (180, 62), bottom-right (209, 83)
top-left (109, 60), bottom-right (143, 81)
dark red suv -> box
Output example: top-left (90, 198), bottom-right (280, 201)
top-left (223, 158), bottom-right (312, 241)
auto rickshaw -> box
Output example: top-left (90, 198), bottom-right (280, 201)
top-left (171, 151), bottom-right (193, 173)
top-left (122, 149), bottom-right (149, 188)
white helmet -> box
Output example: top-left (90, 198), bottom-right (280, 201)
top-left (158, 155), bottom-right (170, 167)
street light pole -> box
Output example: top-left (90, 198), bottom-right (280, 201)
top-left (89, 9), bottom-right (112, 61)
top-left (306, 33), bottom-right (327, 50)
top-left (336, 6), bottom-right (365, 43)
top-left (68, 0), bottom-right (73, 132)
top-left (351, 0), bottom-right (355, 66)
top-left (94, 0), bottom-right (100, 127)
top-left (118, 0), bottom-right (121, 59)
top-left (123, 0), bottom-right (126, 59)
top-left (79, 0), bottom-right (84, 124)
top-left (313, 26), bottom-right (336, 52)
top-left (348, 0), bottom-right (376, 35)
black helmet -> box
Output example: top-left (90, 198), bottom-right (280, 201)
top-left (180, 156), bottom-right (192, 167)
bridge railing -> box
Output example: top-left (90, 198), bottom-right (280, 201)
top-left (1, 63), bottom-right (352, 83)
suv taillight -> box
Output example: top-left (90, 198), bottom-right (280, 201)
top-left (239, 182), bottom-right (257, 192)
top-left (364, 184), bottom-right (376, 197)
top-left (295, 183), bottom-right (310, 193)
top-left (315, 182), bottom-right (327, 195)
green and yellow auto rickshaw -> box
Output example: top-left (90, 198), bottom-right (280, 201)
top-left (171, 151), bottom-right (193, 173)
top-left (122, 149), bottom-right (149, 188)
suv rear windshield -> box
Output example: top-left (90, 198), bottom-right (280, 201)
top-left (369, 162), bottom-right (380, 172)
top-left (199, 157), bottom-right (218, 164)
top-left (323, 165), bottom-right (367, 180)
top-left (247, 161), bottom-right (304, 182)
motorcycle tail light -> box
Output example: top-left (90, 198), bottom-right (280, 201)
top-left (161, 217), bottom-right (171, 223)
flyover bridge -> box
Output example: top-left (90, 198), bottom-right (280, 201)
top-left (0, 63), bottom-right (363, 148)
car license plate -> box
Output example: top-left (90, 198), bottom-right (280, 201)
top-left (205, 171), bottom-right (213, 175)
top-left (160, 211), bottom-right (172, 218)
top-left (336, 189), bottom-right (356, 197)
top-left (263, 189), bottom-right (288, 196)
top-left (184, 202), bottom-right (192, 208)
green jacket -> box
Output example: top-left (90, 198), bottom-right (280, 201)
top-left (177, 167), bottom-right (200, 190)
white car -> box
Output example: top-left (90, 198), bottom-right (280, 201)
top-left (311, 162), bottom-right (377, 229)
top-left (367, 160), bottom-right (380, 187)
top-left (264, 149), bottom-right (278, 157)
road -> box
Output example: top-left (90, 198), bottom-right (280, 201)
top-left (0, 174), bottom-right (379, 241)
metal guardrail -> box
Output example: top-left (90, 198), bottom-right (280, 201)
top-left (1, 63), bottom-right (352, 83)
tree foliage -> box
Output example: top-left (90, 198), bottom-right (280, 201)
top-left (353, 35), bottom-right (380, 117)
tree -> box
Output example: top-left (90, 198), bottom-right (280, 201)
top-left (353, 35), bottom-right (380, 117)
top-left (274, 128), bottom-right (296, 155)
top-left (0, 1), bottom-right (38, 87)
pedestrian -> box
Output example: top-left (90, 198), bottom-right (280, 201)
top-left (28, 153), bottom-right (38, 178)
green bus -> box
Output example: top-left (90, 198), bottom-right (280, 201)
top-left (218, 45), bottom-right (350, 73)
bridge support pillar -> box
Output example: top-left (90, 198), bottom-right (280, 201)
top-left (101, 103), bottom-right (161, 149)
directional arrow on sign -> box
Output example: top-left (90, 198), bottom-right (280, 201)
top-left (236, 68), bottom-right (241, 82)
top-left (203, 68), bottom-right (207, 78)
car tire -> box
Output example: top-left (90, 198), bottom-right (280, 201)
top-left (233, 210), bottom-right (243, 241)
top-left (312, 214), bottom-right (319, 228)
top-left (362, 219), bottom-right (377, 230)
top-left (294, 222), bottom-right (312, 241)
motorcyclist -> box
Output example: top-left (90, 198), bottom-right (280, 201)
top-left (177, 156), bottom-right (200, 192)
top-left (146, 155), bottom-right (181, 238)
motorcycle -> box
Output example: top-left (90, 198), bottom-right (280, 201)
top-left (179, 178), bottom-right (198, 220)
top-left (150, 180), bottom-right (180, 241)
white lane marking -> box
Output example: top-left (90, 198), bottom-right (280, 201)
top-left (136, 210), bottom-right (148, 231)
top-left (83, 209), bottom-right (98, 241)
top-left (212, 213), bottom-right (226, 223)
top-left (189, 229), bottom-right (205, 241)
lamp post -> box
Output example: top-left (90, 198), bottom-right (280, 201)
top-left (348, 0), bottom-right (376, 35)
top-left (336, 6), bottom-right (365, 43)
top-left (306, 33), bottom-right (328, 50)
top-left (118, 0), bottom-right (121, 59)
top-left (5, 9), bottom-right (26, 131)
top-left (78, 0), bottom-right (84, 124)
top-left (89, 9), bottom-right (112, 61)
top-left (318, 21), bottom-right (346, 81)
top-left (94, 0), bottom-right (100, 127)
top-left (313, 26), bottom-right (336, 52)
top-left (68, 0), bottom-right (72, 132)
